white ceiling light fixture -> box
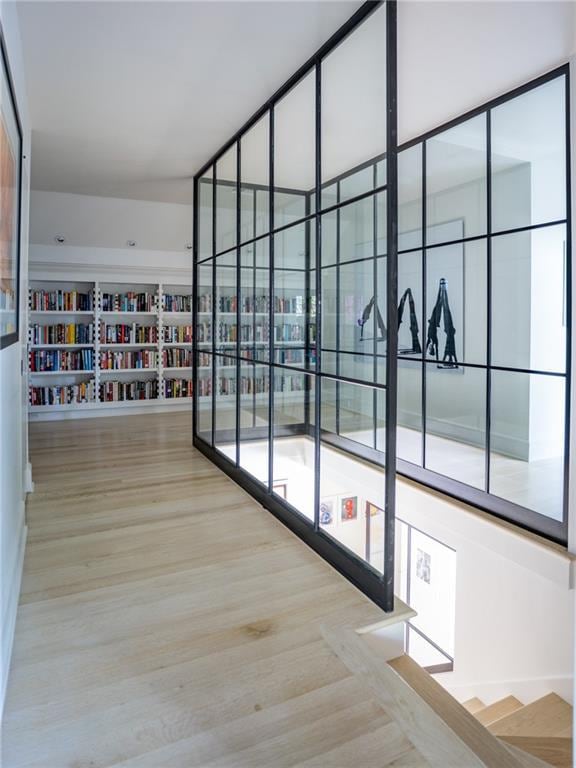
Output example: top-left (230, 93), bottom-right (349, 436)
top-left (54, 234), bottom-right (65, 244)
top-left (127, 240), bottom-right (137, 247)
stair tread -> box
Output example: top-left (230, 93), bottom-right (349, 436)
top-left (489, 693), bottom-right (572, 738)
top-left (462, 697), bottom-right (486, 715)
top-left (500, 735), bottom-right (573, 768)
top-left (476, 695), bottom-right (524, 726)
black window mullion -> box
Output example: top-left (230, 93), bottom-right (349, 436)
top-left (383, 0), bottom-right (398, 608)
top-left (485, 110), bottom-right (492, 494)
top-left (336, 180), bottom-right (341, 436)
top-left (211, 164), bottom-right (217, 447)
top-left (236, 141), bottom-right (241, 466)
top-left (421, 141), bottom-right (427, 468)
top-left (314, 60), bottom-right (322, 534)
top-left (268, 107), bottom-right (275, 492)
top-left (372, 165), bottom-right (378, 451)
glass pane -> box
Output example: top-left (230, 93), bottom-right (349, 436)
top-left (196, 349), bottom-right (212, 444)
top-left (275, 72), bottom-right (315, 215)
top-left (398, 250), bottom-right (423, 359)
top-left (320, 420), bottom-right (386, 573)
top-left (339, 259), bottom-right (377, 384)
top-left (397, 359), bottom-right (422, 465)
top-left (490, 371), bottom-right (564, 520)
top-left (198, 168), bottom-right (213, 260)
top-left (321, 377), bottom-right (337, 434)
top-left (240, 243), bottom-right (270, 363)
top-left (425, 363), bottom-right (486, 489)
top-left (214, 354), bottom-right (237, 455)
top-left (276, 192), bottom-right (307, 231)
top-left (339, 196), bottom-right (374, 263)
top-left (339, 166), bottom-right (375, 204)
top-left (399, 144), bottom-right (422, 252)
top-left (426, 115), bottom-right (487, 244)
top-left (321, 265), bottom-right (337, 373)
top-left (426, 239), bottom-right (487, 367)
top-left (273, 370), bottom-right (314, 520)
top-left (215, 146), bottom-right (237, 255)
top-left (240, 113), bottom-right (270, 241)
top-left (339, 381), bottom-right (375, 450)
top-left (491, 225), bottom-right (567, 373)
top-left (215, 256), bottom-right (237, 355)
top-left (320, 206), bottom-right (338, 268)
top-left (274, 268), bottom-right (307, 369)
top-left (321, 4), bottom-right (386, 205)
top-left (492, 76), bottom-right (566, 233)
top-left (275, 220), bottom-right (307, 270)
top-left (239, 360), bottom-right (269, 486)
top-left (196, 261), bottom-right (213, 355)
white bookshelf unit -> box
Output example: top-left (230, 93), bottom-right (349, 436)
top-left (28, 279), bottom-right (193, 420)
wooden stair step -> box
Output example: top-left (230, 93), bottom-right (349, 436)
top-left (475, 695), bottom-right (524, 726)
top-left (462, 697), bottom-right (486, 715)
top-left (489, 693), bottom-right (572, 738)
top-left (500, 736), bottom-right (573, 768)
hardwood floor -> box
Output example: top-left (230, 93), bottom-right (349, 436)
top-left (3, 412), bottom-right (428, 767)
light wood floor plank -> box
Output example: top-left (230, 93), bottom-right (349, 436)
top-left (3, 412), bottom-right (429, 768)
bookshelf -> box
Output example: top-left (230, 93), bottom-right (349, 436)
top-left (28, 280), bottom-right (193, 419)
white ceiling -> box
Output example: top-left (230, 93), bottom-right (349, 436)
top-left (17, 0), bottom-right (362, 204)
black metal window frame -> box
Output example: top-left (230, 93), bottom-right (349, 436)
top-left (193, 0), bottom-right (399, 612)
top-left (193, 0), bottom-right (572, 623)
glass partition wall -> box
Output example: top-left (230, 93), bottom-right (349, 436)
top-left (194, 0), bottom-right (571, 615)
top-left (194, 1), bottom-right (399, 611)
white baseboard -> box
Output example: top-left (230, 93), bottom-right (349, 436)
top-left (24, 461), bottom-right (34, 494)
top-left (1, 515), bottom-right (27, 720)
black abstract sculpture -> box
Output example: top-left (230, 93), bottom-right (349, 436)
top-left (426, 277), bottom-right (458, 368)
top-left (357, 288), bottom-right (421, 355)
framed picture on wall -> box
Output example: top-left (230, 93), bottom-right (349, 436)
top-left (0, 28), bottom-right (22, 350)
top-left (319, 497), bottom-right (335, 526)
top-left (340, 495), bottom-right (357, 522)
top-left (416, 548), bottom-right (431, 584)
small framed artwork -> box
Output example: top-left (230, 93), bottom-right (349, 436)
top-left (0, 28), bottom-right (22, 350)
top-left (340, 495), bottom-right (357, 522)
top-left (319, 497), bottom-right (335, 526)
top-left (416, 548), bottom-right (431, 584)
top-left (272, 480), bottom-right (287, 500)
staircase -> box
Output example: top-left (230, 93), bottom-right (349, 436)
top-left (322, 621), bottom-right (573, 768)
top-left (462, 693), bottom-right (573, 768)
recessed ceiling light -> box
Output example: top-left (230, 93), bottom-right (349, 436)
top-left (127, 240), bottom-right (137, 247)
top-left (54, 235), bottom-right (66, 244)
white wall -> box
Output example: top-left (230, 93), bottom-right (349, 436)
top-left (0, 0), bottom-right (31, 717)
top-left (397, 479), bottom-right (574, 705)
top-left (30, 189), bottom-right (192, 252)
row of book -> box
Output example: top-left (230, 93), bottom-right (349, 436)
top-left (29, 323), bottom-right (94, 345)
top-left (164, 294), bottom-right (192, 312)
top-left (99, 350), bottom-right (157, 370)
top-left (30, 290), bottom-right (93, 312)
top-left (101, 292), bottom-right (155, 312)
top-left (29, 381), bottom-right (95, 406)
top-left (29, 349), bottom-right (94, 372)
top-left (29, 379), bottom-right (192, 406)
top-left (99, 380), bottom-right (159, 402)
top-left (197, 322), bottom-right (212, 343)
top-left (100, 324), bottom-right (158, 344)
top-left (164, 325), bottom-right (192, 343)
top-left (197, 293), bottom-right (213, 313)
top-left (164, 378), bottom-right (192, 399)
top-left (198, 373), bottom-right (307, 397)
top-left (163, 349), bottom-right (192, 368)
